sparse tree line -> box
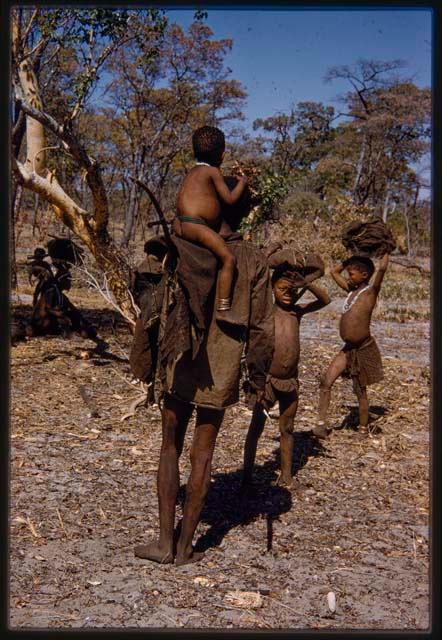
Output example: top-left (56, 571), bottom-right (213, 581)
top-left (11, 8), bottom-right (431, 323)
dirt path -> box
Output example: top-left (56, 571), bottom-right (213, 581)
top-left (9, 305), bottom-right (430, 630)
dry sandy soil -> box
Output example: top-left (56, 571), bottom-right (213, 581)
top-left (9, 285), bottom-right (430, 631)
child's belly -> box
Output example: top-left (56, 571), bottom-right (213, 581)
top-left (339, 309), bottom-right (372, 345)
top-left (270, 322), bottom-right (300, 379)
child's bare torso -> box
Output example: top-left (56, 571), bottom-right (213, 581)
top-left (177, 166), bottom-right (222, 227)
top-left (339, 286), bottom-right (377, 345)
top-left (270, 305), bottom-right (301, 379)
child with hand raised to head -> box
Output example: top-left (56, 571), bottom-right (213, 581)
top-left (242, 266), bottom-right (331, 488)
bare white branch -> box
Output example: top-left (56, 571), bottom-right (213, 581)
top-left (73, 262), bottom-right (138, 327)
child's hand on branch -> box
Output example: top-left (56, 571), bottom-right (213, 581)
top-left (331, 262), bottom-right (345, 274)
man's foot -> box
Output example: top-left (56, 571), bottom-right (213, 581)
top-left (134, 542), bottom-right (174, 564)
top-left (357, 425), bottom-right (370, 438)
top-left (312, 422), bottom-right (329, 439)
top-left (215, 309), bottom-right (245, 328)
top-left (275, 472), bottom-right (292, 488)
top-left (175, 549), bottom-right (205, 566)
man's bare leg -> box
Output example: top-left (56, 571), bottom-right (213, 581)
top-left (135, 395), bottom-right (193, 563)
top-left (277, 393), bottom-right (298, 487)
top-left (242, 403), bottom-right (267, 487)
top-left (315, 350), bottom-right (347, 438)
top-left (175, 407), bottom-right (224, 566)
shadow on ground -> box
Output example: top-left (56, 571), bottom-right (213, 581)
top-left (11, 303), bottom-right (129, 338)
top-left (179, 431), bottom-right (327, 554)
top-left (336, 403), bottom-right (388, 433)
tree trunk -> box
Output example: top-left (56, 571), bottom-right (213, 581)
top-left (122, 151), bottom-right (146, 247)
top-left (403, 206), bottom-right (411, 257)
top-left (121, 180), bottom-right (138, 247)
top-left (32, 192), bottom-right (39, 236)
top-left (17, 59), bottom-right (46, 176)
top-left (12, 13), bottom-right (46, 176)
top-left (10, 180), bottom-right (22, 290)
top-left (14, 160), bottom-right (137, 325)
top-left (11, 47), bottom-right (136, 324)
top-left (353, 132), bottom-right (366, 203)
top-left (131, 194), bottom-right (141, 242)
top-left (382, 184), bottom-right (391, 222)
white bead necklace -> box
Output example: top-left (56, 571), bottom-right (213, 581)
top-left (195, 161), bottom-right (211, 167)
top-left (342, 284), bottom-right (371, 314)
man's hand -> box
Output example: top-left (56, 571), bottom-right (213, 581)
top-left (255, 388), bottom-right (266, 404)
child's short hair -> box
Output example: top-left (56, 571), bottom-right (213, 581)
top-left (192, 126), bottom-right (225, 164)
top-left (343, 256), bottom-right (375, 278)
top-left (221, 176), bottom-right (252, 231)
top-left (271, 265), bottom-right (295, 287)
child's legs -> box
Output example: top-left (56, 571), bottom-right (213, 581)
top-left (353, 381), bottom-right (369, 428)
top-left (49, 305), bottom-right (72, 336)
top-left (179, 222), bottom-right (236, 301)
top-left (243, 403), bottom-right (267, 484)
top-left (31, 300), bottom-right (55, 335)
top-left (318, 350), bottom-right (348, 422)
top-left (278, 391), bottom-right (298, 484)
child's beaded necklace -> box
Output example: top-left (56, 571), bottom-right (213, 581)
top-left (342, 284), bottom-right (371, 314)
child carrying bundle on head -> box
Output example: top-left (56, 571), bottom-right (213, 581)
top-left (174, 126), bottom-right (248, 327)
top-left (242, 249), bottom-right (331, 488)
top-left (314, 253), bottom-right (389, 439)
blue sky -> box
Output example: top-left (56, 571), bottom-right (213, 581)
top-left (169, 9), bottom-right (432, 131)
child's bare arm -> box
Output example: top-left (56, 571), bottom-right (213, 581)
top-left (331, 263), bottom-right (350, 292)
top-left (211, 169), bottom-right (247, 205)
top-left (297, 282), bottom-right (331, 315)
top-left (371, 253), bottom-right (389, 293)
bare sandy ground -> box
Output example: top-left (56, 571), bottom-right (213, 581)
top-left (9, 300), bottom-right (430, 630)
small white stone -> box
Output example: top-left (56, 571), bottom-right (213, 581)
top-left (327, 591), bottom-right (336, 613)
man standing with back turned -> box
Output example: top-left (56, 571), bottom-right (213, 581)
top-left (134, 177), bottom-right (274, 566)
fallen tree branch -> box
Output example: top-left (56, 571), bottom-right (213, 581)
top-left (390, 257), bottom-right (430, 276)
top-left (73, 262), bottom-right (138, 328)
top-left (120, 389), bottom-right (150, 421)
